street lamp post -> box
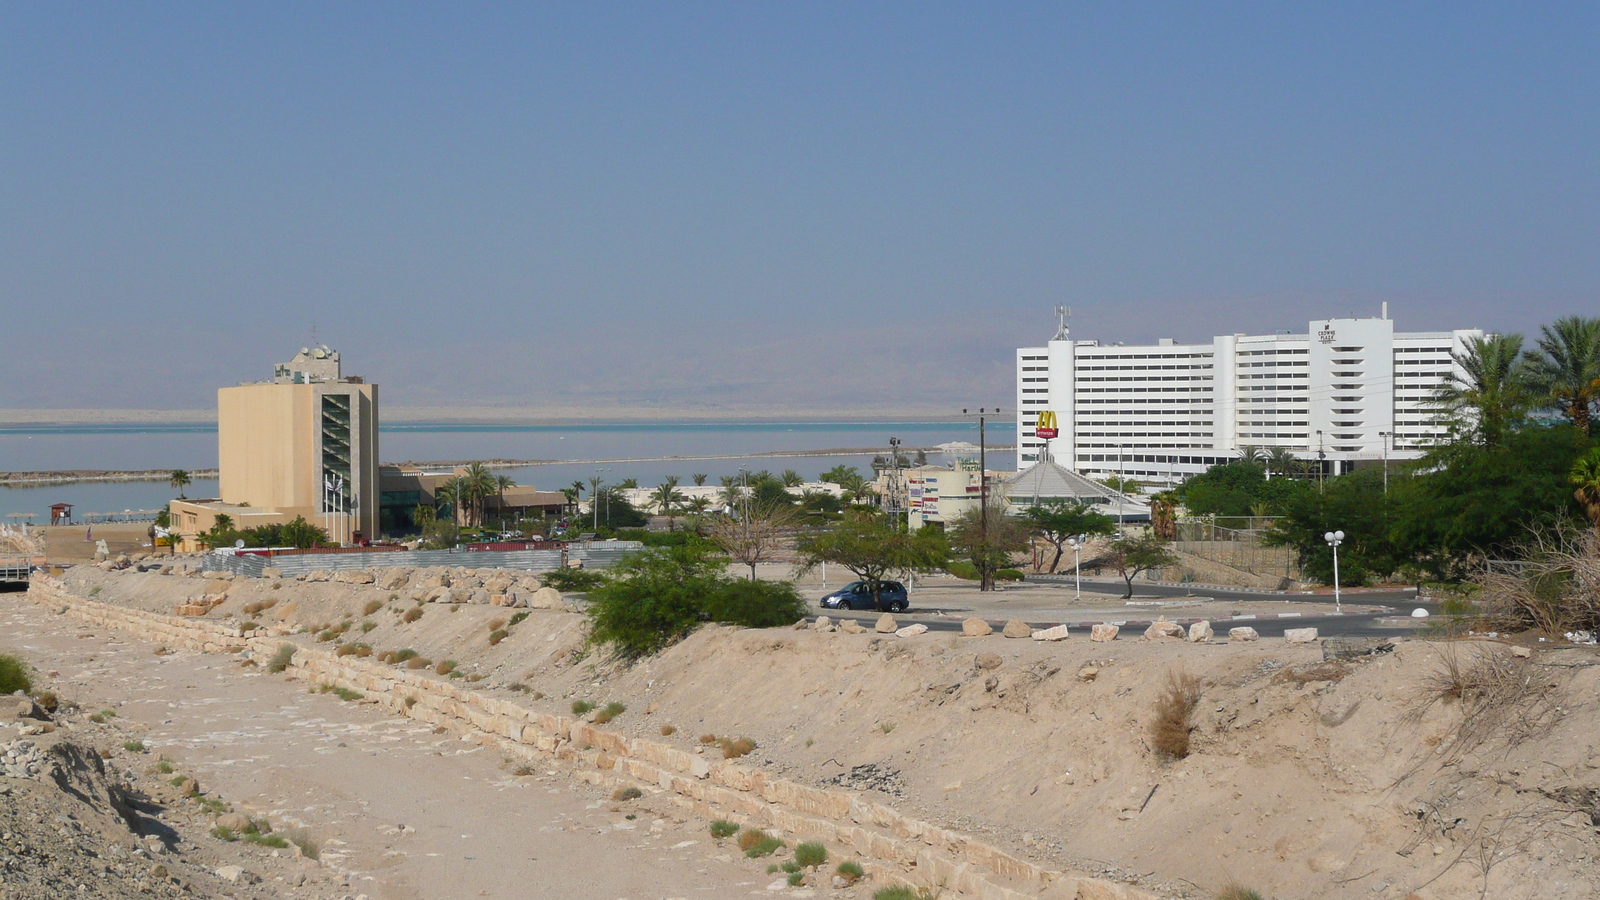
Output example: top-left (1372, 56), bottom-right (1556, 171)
top-left (1378, 431), bottom-right (1390, 495)
top-left (592, 468), bottom-right (611, 530)
top-left (1323, 529), bottom-right (1345, 613)
top-left (1066, 533), bottom-right (1086, 599)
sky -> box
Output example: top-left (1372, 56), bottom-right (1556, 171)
top-left (3, 3), bottom-right (1596, 414)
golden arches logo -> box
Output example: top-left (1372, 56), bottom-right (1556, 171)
top-left (1035, 410), bottom-right (1059, 439)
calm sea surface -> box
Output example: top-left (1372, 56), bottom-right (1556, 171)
top-left (0, 421), bottom-right (1015, 520)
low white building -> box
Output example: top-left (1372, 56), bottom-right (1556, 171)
top-left (1016, 307), bottom-right (1482, 484)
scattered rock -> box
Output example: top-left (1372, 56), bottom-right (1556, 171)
top-left (1090, 624), bottom-right (1120, 642)
top-left (840, 620), bottom-right (866, 634)
top-left (974, 652), bottom-right (1002, 670)
top-left (895, 624), bottom-right (928, 638)
top-left (1031, 625), bottom-right (1070, 642)
top-left (814, 615), bottom-right (832, 631)
top-left (1002, 619), bottom-right (1032, 639)
top-left (214, 812), bottom-right (251, 833)
top-left (1076, 665), bottom-right (1099, 682)
top-left (875, 614), bottom-right (898, 633)
top-left (1284, 627), bottom-right (1320, 644)
top-left (1144, 618), bottom-right (1185, 641)
top-left (1511, 645), bottom-right (1533, 658)
top-left (1229, 626), bottom-right (1259, 642)
top-left (961, 617), bottom-right (993, 637)
top-left (526, 587), bottom-right (566, 609)
top-left (1187, 620), bottom-right (1213, 643)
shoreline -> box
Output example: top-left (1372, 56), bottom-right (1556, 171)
top-left (1, 444), bottom-right (1017, 487)
top-left (1, 407), bottom-right (1000, 427)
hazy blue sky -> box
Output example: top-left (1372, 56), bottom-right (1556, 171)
top-left (3, 4), bottom-right (1596, 413)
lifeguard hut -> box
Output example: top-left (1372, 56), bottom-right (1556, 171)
top-left (50, 503), bottom-right (74, 526)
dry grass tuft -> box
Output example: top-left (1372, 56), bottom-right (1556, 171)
top-left (1412, 644), bottom-right (1565, 761)
top-left (611, 786), bottom-right (643, 801)
top-left (488, 628), bottom-right (509, 646)
top-left (719, 736), bottom-right (757, 759)
top-left (401, 607), bottom-right (423, 624)
top-left (659, 724), bottom-right (676, 736)
top-left (363, 600), bottom-right (383, 616)
top-left (698, 733), bottom-right (717, 745)
top-left (1214, 884), bottom-right (1263, 900)
top-left (593, 701), bottom-right (626, 724)
top-left (404, 657), bottom-right (432, 670)
top-left (488, 618), bottom-right (507, 631)
top-left (1150, 670), bottom-right (1202, 760)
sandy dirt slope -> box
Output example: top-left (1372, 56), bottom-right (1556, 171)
top-left (0, 591), bottom-right (796, 900)
top-left (53, 564), bottom-right (1600, 900)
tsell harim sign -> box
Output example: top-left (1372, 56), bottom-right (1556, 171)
top-left (1035, 410), bottom-right (1059, 439)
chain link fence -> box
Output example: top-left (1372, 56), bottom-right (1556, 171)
top-left (1175, 518), bottom-right (1300, 580)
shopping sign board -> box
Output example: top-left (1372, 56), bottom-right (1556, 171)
top-left (1035, 410), bottom-right (1059, 439)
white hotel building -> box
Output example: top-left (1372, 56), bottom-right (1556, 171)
top-left (1015, 309), bottom-right (1482, 484)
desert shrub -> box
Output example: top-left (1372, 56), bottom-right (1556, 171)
top-left (394, 648), bottom-right (418, 662)
top-left (377, 650), bottom-right (398, 663)
top-left (90, 709), bottom-right (116, 724)
top-left (31, 691), bottom-right (58, 712)
top-left (155, 760), bottom-right (174, 774)
top-left (586, 545), bottom-right (808, 659)
top-left (404, 695), bottom-right (418, 708)
top-left (794, 842), bottom-right (827, 867)
top-left (404, 657), bottom-right (431, 670)
top-left (709, 819), bottom-right (738, 839)
top-left (508, 611), bottom-right (529, 627)
top-left (488, 629), bottom-right (509, 646)
top-left (266, 645), bottom-right (295, 673)
top-left (1413, 644), bottom-right (1564, 761)
top-left (211, 824), bottom-right (237, 842)
top-left (363, 600), bottom-right (383, 615)
top-left (703, 578), bottom-right (809, 629)
top-left (0, 654), bottom-right (33, 695)
top-left (611, 786), bottom-right (643, 801)
top-left (719, 737), bottom-right (756, 759)
top-left (123, 741), bottom-right (147, 753)
top-left (361, 620), bottom-right (377, 633)
top-left (245, 832), bottom-right (288, 848)
top-left (1150, 670), bottom-right (1202, 760)
top-left (873, 888), bottom-right (932, 900)
top-left (1215, 886), bottom-right (1264, 900)
top-left (434, 660), bottom-right (457, 675)
top-left (332, 686), bottom-right (363, 701)
top-left (541, 568), bottom-right (608, 592)
top-left (738, 828), bottom-right (782, 857)
top-left (698, 733), bottom-right (717, 744)
top-left (283, 827), bottom-right (319, 859)
top-left (593, 701), bottom-right (626, 724)
top-left (402, 607), bottom-right (423, 624)
top-left (571, 700), bottom-right (596, 716)
top-left (787, 872), bottom-right (804, 887)
top-left (836, 861), bottom-right (864, 884)
top-left (659, 725), bottom-right (676, 736)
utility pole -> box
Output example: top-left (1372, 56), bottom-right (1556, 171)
top-left (961, 408), bottom-right (1003, 591)
top-left (1379, 430), bottom-right (1390, 495)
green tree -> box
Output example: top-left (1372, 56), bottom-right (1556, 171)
top-left (780, 469), bottom-right (803, 488)
top-left (1264, 466), bottom-right (1401, 585)
top-left (709, 505), bottom-right (796, 580)
top-left (585, 545), bottom-right (806, 658)
top-left (795, 511), bottom-right (947, 600)
top-left (1525, 316), bottom-right (1600, 432)
top-left (1106, 532), bottom-right (1179, 599)
top-left (492, 474), bottom-right (516, 527)
top-left (460, 462), bottom-right (498, 527)
top-left (418, 518), bottom-right (460, 550)
top-left (949, 503), bottom-right (1030, 591)
top-left (691, 472), bottom-right (708, 486)
top-left (434, 478), bottom-right (463, 526)
top-left (277, 516), bottom-right (329, 549)
top-left (1100, 475), bottom-right (1142, 495)
top-left (820, 465), bottom-right (860, 486)
top-left (169, 470), bottom-right (191, 499)
top-left (200, 513), bottom-right (236, 549)
top-left (1570, 448), bottom-right (1600, 529)
top-left (1020, 500), bottom-right (1115, 573)
top-left (1432, 332), bottom-right (1531, 447)
top-left (652, 476), bottom-right (686, 530)
top-left (1179, 460), bottom-right (1306, 519)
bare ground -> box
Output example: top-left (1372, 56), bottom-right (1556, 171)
top-left (25, 564), bottom-right (1600, 900)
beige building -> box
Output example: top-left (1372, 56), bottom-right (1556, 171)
top-left (171, 347), bottom-right (379, 549)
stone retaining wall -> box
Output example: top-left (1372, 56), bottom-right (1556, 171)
top-left (26, 575), bottom-right (1162, 900)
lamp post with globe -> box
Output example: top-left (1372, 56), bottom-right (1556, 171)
top-left (1324, 530), bottom-right (1345, 613)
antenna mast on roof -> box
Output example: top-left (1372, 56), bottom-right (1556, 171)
top-left (1053, 305), bottom-right (1071, 341)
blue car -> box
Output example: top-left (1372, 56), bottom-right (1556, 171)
top-left (820, 580), bottom-right (908, 612)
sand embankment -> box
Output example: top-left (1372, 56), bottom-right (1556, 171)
top-left (35, 561), bottom-right (1600, 899)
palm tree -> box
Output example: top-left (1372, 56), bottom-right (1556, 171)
top-left (1149, 490), bottom-right (1178, 541)
top-left (1433, 333), bottom-right (1531, 447)
top-left (692, 473), bottom-right (708, 486)
top-left (434, 478), bottom-right (463, 526)
top-left (493, 474), bottom-right (516, 528)
top-left (169, 470), bottom-right (191, 499)
top-left (568, 480), bottom-right (586, 515)
top-left (461, 463), bottom-right (498, 528)
top-left (652, 476), bottom-right (686, 530)
top-left (1525, 316), bottom-right (1600, 432)
top-left (1266, 447), bottom-right (1300, 479)
top-left (781, 469), bottom-right (803, 487)
top-left (1572, 449), bottom-right (1600, 530)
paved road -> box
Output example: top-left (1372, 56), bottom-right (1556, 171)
top-left (817, 574), bottom-right (1434, 639)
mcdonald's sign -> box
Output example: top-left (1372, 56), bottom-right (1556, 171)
top-left (1035, 410), bottom-right (1059, 439)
